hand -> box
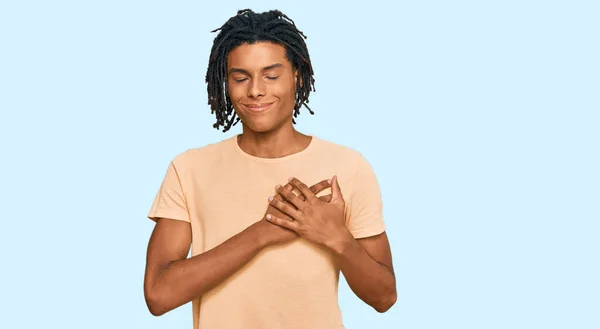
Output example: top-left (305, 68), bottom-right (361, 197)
top-left (256, 179), bottom-right (333, 247)
top-left (265, 176), bottom-right (352, 248)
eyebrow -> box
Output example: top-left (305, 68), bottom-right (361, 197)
top-left (228, 63), bottom-right (284, 75)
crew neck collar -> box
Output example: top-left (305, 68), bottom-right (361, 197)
top-left (232, 134), bottom-right (317, 163)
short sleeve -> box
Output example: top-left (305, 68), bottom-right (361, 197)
top-left (345, 154), bottom-right (386, 238)
top-left (147, 152), bottom-right (190, 223)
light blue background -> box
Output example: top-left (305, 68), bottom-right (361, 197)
top-left (1, 1), bottom-right (598, 328)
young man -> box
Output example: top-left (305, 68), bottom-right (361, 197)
top-left (144, 9), bottom-right (396, 329)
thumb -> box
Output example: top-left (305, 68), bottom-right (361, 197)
top-left (331, 175), bottom-right (343, 202)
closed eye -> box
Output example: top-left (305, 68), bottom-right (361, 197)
top-left (266, 76), bottom-right (279, 80)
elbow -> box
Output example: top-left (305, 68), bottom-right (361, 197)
top-left (374, 290), bottom-right (397, 313)
top-left (145, 287), bottom-right (169, 317)
top-left (147, 303), bottom-right (167, 317)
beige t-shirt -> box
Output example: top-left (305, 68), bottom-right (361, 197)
top-left (147, 135), bottom-right (386, 329)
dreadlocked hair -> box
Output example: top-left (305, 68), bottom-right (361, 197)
top-left (206, 9), bottom-right (316, 132)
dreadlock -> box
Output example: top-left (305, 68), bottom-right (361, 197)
top-left (206, 9), bottom-right (316, 132)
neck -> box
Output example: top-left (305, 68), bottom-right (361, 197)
top-left (237, 124), bottom-right (312, 159)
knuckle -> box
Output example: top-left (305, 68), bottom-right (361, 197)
top-left (284, 191), bottom-right (295, 201)
top-left (282, 204), bottom-right (292, 213)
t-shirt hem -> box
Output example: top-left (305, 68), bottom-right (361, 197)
top-left (147, 210), bottom-right (190, 223)
top-left (350, 223), bottom-right (386, 239)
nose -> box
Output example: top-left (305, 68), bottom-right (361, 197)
top-left (247, 78), bottom-right (265, 98)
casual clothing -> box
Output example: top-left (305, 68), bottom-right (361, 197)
top-left (148, 135), bottom-right (385, 329)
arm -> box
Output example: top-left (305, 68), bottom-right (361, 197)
top-left (266, 177), bottom-right (397, 312)
top-left (143, 218), bottom-right (271, 316)
top-left (328, 231), bottom-right (396, 313)
top-left (144, 179), bottom-right (333, 316)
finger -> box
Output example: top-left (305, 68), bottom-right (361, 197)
top-left (288, 177), bottom-right (318, 203)
top-left (309, 179), bottom-right (332, 196)
top-left (269, 195), bottom-right (302, 219)
top-left (274, 184), bottom-right (301, 209)
top-left (265, 208), bottom-right (294, 223)
top-left (318, 194), bottom-right (332, 202)
top-left (330, 175), bottom-right (344, 202)
top-left (275, 184), bottom-right (305, 209)
top-left (266, 214), bottom-right (300, 232)
top-left (309, 179), bottom-right (331, 194)
top-left (284, 182), bottom-right (306, 202)
top-left (274, 190), bottom-right (286, 201)
top-left (284, 183), bottom-right (294, 192)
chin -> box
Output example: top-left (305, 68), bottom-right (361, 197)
top-left (242, 121), bottom-right (278, 133)
top-left (240, 115), bottom-right (293, 134)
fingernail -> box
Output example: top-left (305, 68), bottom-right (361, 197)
top-left (327, 179), bottom-right (331, 184)
top-left (275, 184), bottom-right (281, 189)
top-left (268, 196), bottom-right (273, 202)
top-left (288, 177), bottom-right (293, 182)
top-left (266, 214), bottom-right (272, 220)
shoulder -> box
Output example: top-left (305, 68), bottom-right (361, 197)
top-left (313, 135), bottom-right (369, 170)
top-left (170, 136), bottom-right (236, 169)
top-left (313, 135), bottom-right (363, 159)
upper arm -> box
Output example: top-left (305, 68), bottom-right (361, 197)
top-left (357, 232), bottom-right (394, 275)
top-left (144, 218), bottom-right (192, 296)
top-left (147, 156), bottom-right (191, 223)
top-left (145, 153), bottom-right (192, 285)
top-left (346, 154), bottom-right (386, 238)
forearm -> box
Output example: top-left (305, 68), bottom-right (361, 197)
top-left (329, 234), bottom-right (397, 313)
top-left (147, 224), bottom-right (266, 315)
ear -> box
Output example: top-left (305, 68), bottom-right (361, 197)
top-left (294, 69), bottom-right (303, 88)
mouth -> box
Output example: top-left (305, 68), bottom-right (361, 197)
top-left (242, 102), bottom-right (275, 113)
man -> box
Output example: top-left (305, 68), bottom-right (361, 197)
top-left (144, 9), bottom-right (396, 329)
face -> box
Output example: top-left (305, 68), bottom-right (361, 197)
top-left (226, 42), bottom-right (298, 133)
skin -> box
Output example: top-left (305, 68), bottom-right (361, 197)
top-left (268, 176), bottom-right (396, 312)
top-left (144, 179), bottom-right (332, 316)
top-left (144, 41), bottom-right (396, 316)
top-left (226, 41), bottom-right (312, 158)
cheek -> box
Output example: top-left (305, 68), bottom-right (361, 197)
top-left (273, 79), bottom-right (296, 100)
top-left (226, 82), bottom-right (244, 100)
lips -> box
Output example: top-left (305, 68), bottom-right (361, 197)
top-left (243, 102), bottom-right (275, 113)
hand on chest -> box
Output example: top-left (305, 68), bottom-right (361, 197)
top-left (197, 165), bottom-right (350, 247)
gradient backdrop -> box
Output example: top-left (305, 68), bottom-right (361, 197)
top-left (1, 1), bottom-right (598, 328)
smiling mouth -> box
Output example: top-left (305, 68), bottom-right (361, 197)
top-left (243, 102), bottom-right (275, 113)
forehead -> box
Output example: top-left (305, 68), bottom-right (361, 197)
top-left (227, 42), bottom-right (291, 70)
